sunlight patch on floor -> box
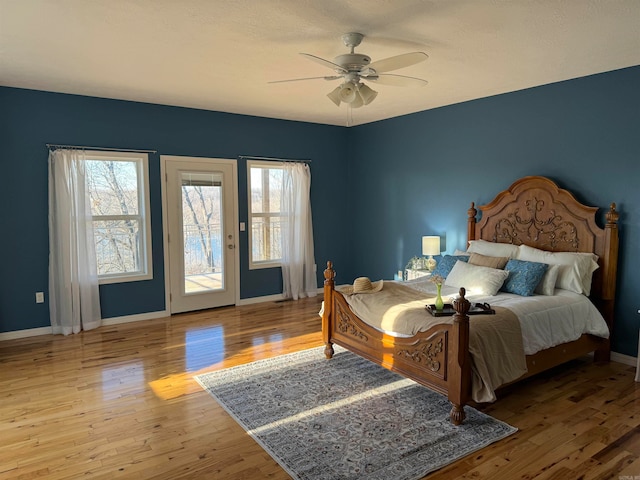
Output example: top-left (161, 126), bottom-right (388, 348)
top-left (248, 378), bottom-right (414, 436)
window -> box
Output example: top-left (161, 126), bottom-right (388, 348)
top-left (247, 162), bottom-right (285, 269)
top-left (85, 151), bottom-right (152, 283)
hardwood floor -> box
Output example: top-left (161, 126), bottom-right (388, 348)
top-left (1, 296), bottom-right (638, 479)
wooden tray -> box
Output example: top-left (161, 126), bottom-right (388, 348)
top-left (425, 302), bottom-right (496, 317)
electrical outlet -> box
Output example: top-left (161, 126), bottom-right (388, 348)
top-left (35, 292), bottom-right (45, 303)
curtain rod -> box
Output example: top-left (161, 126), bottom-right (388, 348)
top-left (46, 143), bottom-right (157, 154)
top-left (238, 155), bottom-right (311, 164)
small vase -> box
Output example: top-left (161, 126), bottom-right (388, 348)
top-left (435, 284), bottom-right (444, 311)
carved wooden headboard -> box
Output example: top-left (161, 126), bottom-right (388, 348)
top-left (467, 176), bottom-right (619, 328)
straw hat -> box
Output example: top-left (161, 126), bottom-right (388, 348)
top-left (340, 277), bottom-right (384, 295)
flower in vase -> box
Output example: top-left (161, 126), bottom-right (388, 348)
top-left (429, 274), bottom-right (446, 310)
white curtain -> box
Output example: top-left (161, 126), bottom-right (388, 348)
top-left (48, 149), bottom-right (102, 335)
top-left (281, 162), bottom-right (317, 300)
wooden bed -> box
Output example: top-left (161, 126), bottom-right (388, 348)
top-left (321, 175), bottom-right (619, 425)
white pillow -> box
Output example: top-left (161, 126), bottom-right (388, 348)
top-left (467, 239), bottom-right (519, 259)
top-left (517, 245), bottom-right (599, 295)
top-left (534, 264), bottom-right (561, 296)
top-left (445, 261), bottom-right (509, 296)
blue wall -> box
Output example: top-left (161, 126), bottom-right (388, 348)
top-left (350, 66), bottom-right (640, 356)
top-left (1, 65), bottom-right (638, 356)
top-left (0, 88), bottom-right (352, 331)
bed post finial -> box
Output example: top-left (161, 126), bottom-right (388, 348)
top-left (467, 202), bottom-right (477, 245)
top-left (453, 288), bottom-right (471, 316)
top-left (324, 261), bottom-right (335, 285)
top-left (606, 203), bottom-right (619, 227)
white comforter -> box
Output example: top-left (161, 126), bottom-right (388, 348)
top-left (401, 276), bottom-right (609, 355)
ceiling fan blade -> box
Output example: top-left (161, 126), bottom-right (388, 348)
top-left (367, 52), bottom-right (428, 73)
top-left (365, 74), bottom-right (428, 87)
top-left (269, 75), bottom-right (342, 84)
top-left (300, 53), bottom-right (347, 73)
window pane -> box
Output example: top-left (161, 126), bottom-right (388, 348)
top-left (268, 216), bottom-right (284, 260)
top-left (93, 220), bottom-right (140, 275)
top-left (86, 160), bottom-right (139, 216)
top-left (249, 164), bottom-right (286, 265)
top-left (266, 168), bottom-right (283, 212)
top-left (250, 166), bottom-right (284, 215)
top-left (251, 215), bottom-right (285, 262)
top-left (250, 168), bottom-right (264, 214)
top-left (251, 217), bottom-right (266, 262)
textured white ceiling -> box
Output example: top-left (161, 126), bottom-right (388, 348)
top-left (1, 0), bottom-right (639, 126)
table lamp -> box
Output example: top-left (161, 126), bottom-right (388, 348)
top-left (422, 236), bottom-right (441, 272)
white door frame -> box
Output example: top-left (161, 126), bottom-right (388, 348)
top-left (160, 155), bottom-right (240, 313)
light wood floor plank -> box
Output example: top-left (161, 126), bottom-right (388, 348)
top-left (0, 296), bottom-right (638, 479)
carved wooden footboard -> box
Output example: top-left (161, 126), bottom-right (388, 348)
top-left (322, 262), bottom-right (472, 425)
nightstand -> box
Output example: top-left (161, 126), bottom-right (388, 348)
top-left (405, 269), bottom-right (431, 281)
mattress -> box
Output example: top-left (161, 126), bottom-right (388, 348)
top-left (346, 276), bottom-right (610, 356)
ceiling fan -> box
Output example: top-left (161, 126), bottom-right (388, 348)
top-left (270, 32), bottom-right (428, 108)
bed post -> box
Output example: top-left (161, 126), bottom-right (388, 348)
top-left (449, 288), bottom-right (471, 425)
top-left (595, 203), bottom-right (619, 363)
top-left (323, 261), bottom-right (335, 359)
top-left (467, 202), bottom-right (478, 245)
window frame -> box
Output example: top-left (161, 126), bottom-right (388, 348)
top-left (84, 150), bottom-right (153, 284)
top-left (247, 160), bottom-right (284, 270)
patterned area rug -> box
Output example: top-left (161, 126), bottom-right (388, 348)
top-left (195, 346), bottom-right (516, 480)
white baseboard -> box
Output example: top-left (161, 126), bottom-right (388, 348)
top-left (237, 293), bottom-right (287, 305)
top-left (236, 287), bottom-right (323, 306)
top-left (611, 351), bottom-right (637, 367)
top-left (0, 326), bottom-right (53, 341)
top-left (101, 310), bottom-right (170, 326)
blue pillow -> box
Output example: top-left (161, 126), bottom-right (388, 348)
top-left (432, 255), bottom-right (469, 279)
top-left (501, 259), bottom-right (548, 296)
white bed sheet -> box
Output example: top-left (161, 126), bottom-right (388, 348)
top-left (402, 277), bottom-right (609, 355)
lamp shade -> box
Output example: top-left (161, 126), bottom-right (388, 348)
top-left (358, 83), bottom-right (378, 105)
top-left (339, 83), bottom-right (357, 103)
top-left (422, 236), bottom-right (441, 256)
top-left (327, 86), bottom-right (343, 107)
top-left (350, 92), bottom-right (364, 108)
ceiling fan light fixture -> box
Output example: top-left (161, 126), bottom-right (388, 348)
top-left (350, 93), bottom-right (364, 108)
top-left (327, 82), bottom-right (360, 107)
top-left (338, 83), bottom-right (357, 103)
top-left (357, 83), bottom-right (378, 105)
top-left (327, 86), bottom-right (343, 107)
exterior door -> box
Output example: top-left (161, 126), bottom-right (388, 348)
top-left (163, 157), bottom-right (238, 313)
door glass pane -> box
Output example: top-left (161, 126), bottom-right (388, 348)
top-left (181, 172), bottom-right (224, 294)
